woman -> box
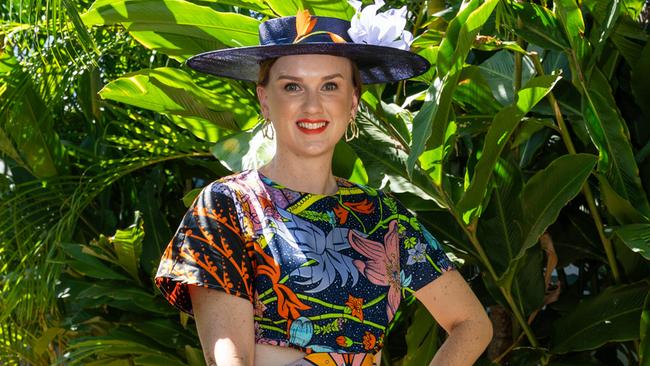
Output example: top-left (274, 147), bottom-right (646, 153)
top-left (155, 7), bottom-right (492, 366)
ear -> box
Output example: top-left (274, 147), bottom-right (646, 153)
top-left (256, 85), bottom-right (268, 117)
top-left (351, 88), bottom-right (360, 118)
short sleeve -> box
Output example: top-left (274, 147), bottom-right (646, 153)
top-left (389, 194), bottom-right (456, 294)
top-left (155, 183), bottom-right (255, 315)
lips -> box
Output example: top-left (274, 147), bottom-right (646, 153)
top-left (296, 119), bottom-right (329, 134)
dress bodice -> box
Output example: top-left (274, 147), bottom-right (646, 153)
top-left (155, 170), bottom-right (454, 355)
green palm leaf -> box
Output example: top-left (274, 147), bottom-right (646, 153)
top-left (82, 0), bottom-right (260, 60)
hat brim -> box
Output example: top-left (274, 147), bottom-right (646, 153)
top-left (185, 43), bottom-right (430, 84)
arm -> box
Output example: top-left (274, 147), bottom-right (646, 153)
top-left (415, 270), bottom-right (493, 366)
top-left (189, 286), bottom-right (255, 366)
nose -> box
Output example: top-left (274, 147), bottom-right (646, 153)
top-left (302, 89), bottom-right (324, 115)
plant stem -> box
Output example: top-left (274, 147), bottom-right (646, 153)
top-left (513, 35), bottom-right (524, 93)
top-left (528, 52), bottom-right (621, 283)
top-left (466, 224), bottom-right (540, 348)
top-left (468, 224), bottom-right (540, 347)
top-left (514, 48), bottom-right (523, 93)
top-left (439, 187), bottom-right (540, 348)
top-left (500, 287), bottom-right (539, 347)
top-left (464, 225), bottom-right (498, 280)
top-left (494, 332), bottom-right (524, 363)
top-left (514, 1), bottom-right (527, 93)
top-left (395, 81), bottom-right (405, 107)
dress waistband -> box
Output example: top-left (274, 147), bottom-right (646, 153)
top-left (286, 352), bottom-right (375, 366)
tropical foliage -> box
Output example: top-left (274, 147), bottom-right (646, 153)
top-left (1, 0), bottom-right (649, 365)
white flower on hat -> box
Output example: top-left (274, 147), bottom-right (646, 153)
top-left (347, 0), bottom-right (414, 51)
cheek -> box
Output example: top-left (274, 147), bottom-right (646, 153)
top-left (265, 94), bottom-right (292, 119)
top-left (330, 96), bottom-right (354, 117)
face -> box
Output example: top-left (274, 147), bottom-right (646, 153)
top-left (256, 54), bottom-right (359, 159)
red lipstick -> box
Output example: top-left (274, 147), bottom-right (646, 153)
top-left (296, 119), bottom-right (329, 134)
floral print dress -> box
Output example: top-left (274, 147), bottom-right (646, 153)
top-left (155, 170), bottom-right (455, 365)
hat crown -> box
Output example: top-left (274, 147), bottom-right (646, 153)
top-left (259, 16), bottom-right (353, 45)
top-left (186, 12), bottom-right (430, 84)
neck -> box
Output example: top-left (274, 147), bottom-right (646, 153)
top-left (260, 152), bottom-right (337, 195)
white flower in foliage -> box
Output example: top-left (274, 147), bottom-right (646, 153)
top-left (347, 0), bottom-right (413, 50)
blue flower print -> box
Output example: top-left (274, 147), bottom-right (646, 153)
top-left (289, 317), bottom-right (314, 347)
top-left (327, 210), bottom-right (336, 226)
top-left (400, 270), bottom-right (412, 288)
top-left (406, 242), bottom-right (427, 265)
top-left (274, 208), bottom-right (359, 293)
top-left (309, 345), bottom-right (338, 353)
top-left (421, 225), bottom-right (443, 250)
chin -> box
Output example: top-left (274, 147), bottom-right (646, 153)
top-left (293, 143), bottom-right (336, 158)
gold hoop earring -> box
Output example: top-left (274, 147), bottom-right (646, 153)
top-left (261, 116), bottom-right (275, 139)
top-left (345, 114), bottom-right (359, 142)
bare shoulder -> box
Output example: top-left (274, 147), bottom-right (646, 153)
top-left (415, 269), bottom-right (468, 300)
top-left (190, 285), bottom-right (254, 311)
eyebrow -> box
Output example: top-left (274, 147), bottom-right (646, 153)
top-left (276, 73), bottom-right (344, 81)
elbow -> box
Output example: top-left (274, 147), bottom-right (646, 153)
top-left (452, 311), bottom-right (493, 351)
top-left (482, 315), bottom-right (494, 348)
top-left (440, 315), bottom-right (493, 365)
top-left (475, 310), bottom-right (493, 350)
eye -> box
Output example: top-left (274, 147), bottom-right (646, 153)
top-left (322, 82), bottom-right (338, 91)
top-left (283, 83), bottom-right (300, 92)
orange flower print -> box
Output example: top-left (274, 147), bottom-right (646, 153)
top-left (294, 9), bottom-right (317, 43)
top-left (255, 242), bottom-right (310, 320)
top-left (334, 199), bottom-right (374, 225)
top-left (362, 331), bottom-right (376, 350)
top-left (275, 282), bottom-right (310, 319)
top-left (344, 199), bottom-right (374, 214)
top-left (336, 335), bottom-right (353, 347)
top-left (345, 294), bottom-right (364, 322)
top-left (333, 205), bottom-right (349, 224)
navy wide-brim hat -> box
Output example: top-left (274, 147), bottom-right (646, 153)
top-left (186, 15), bottom-right (430, 84)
